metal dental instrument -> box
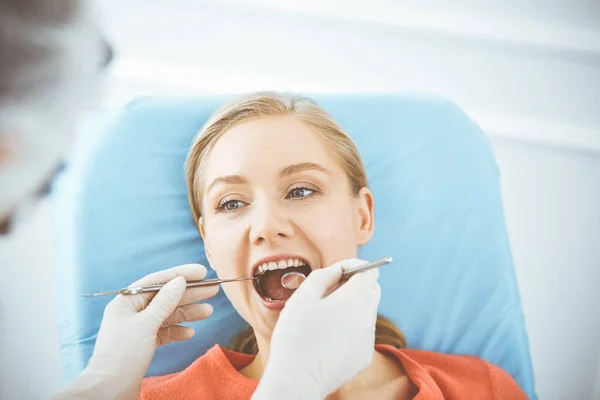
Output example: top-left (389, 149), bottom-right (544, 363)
top-left (82, 276), bottom-right (258, 297)
top-left (281, 255), bottom-right (393, 290)
top-left (82, 256), bottom-right (393, 297)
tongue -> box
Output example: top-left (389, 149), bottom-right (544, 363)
top-left (258, 264), bottom-right (312, 301)
top-left (261, 269), bottom-right (294, 300)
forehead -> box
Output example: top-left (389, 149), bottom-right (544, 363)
top-left (204, 116), bottom-right (339, 177)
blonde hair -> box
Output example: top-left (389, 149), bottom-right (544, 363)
top-left (185, 91), bottom-right (367, 224)
top-left (185, 91), bottom-right (406, 352)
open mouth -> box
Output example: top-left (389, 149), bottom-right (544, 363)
top-left (252, 258), bottom-right (312, 302)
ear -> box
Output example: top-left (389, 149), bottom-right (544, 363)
top-left (355, 187), bottom-right (374, 246)
top-left (199, 217), bottom-right (212, 259)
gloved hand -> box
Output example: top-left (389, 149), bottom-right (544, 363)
top-left (253, 258), bottom-right (381, 400)
top-left (54, 264), bottom-right (218, 400)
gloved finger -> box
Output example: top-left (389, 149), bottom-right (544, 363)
top-left (156, 325), bottom-right (195, 347)
top-left (114, 264), bottom-right (208, 312)
top-left (326, 268), bottom-right (380, 305)
top-left (356, 333), bottom-right (377, 368)
top-left (130, 263), bottom-right (208, 287)
top-left (325, 260), bottom-right (380, 297)
top-left (163, 303), bottom-right (214, 326)
top-left (177, 285), bottom-right (220, 307)
top-left (339, 258), bottom-right (371, 274)
top-left (371, 282), bottom-right (381, 305)
top-left (344, 266), bottom-right (379, 287)
top-left (367, 282), bottom-right (382, 325)
top-left (121, 282), bottom-right (219, 314)
top-left (142, 276), bottom-right (187, 327)
top-left (292, 261), bottom-right (344, 299)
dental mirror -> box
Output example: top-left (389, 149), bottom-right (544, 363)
top-left (280, 271), bottom-right (307, 290)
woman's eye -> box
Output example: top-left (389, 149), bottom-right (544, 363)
top-left (288, 187), bottom-right (315, 199)
top-left (218, 200), bottom-right (245, 212)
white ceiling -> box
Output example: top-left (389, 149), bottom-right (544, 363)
top-left (163, 0), bottom-right (600, 32)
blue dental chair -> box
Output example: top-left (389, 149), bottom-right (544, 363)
top-left (52, 93), bottom-right (537, 399)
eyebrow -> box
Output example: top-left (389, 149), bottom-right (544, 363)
top-left (206, 175), bottom-right (248, 195)
top-left (206, 162), bottom-right (330, 194)
top-left (279, 162), bottom-right (330, 178)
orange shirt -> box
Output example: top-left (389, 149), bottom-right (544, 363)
top-left (141, 344), bottom-right (528, 400)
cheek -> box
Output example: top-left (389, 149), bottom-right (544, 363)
top-left (204, 221), bottom-right (255, 319)
top-left (300, 200), bottom-right (359, 255)
top-left (220, 284), bottom-right (246, 313)
top-left (217, 281), bottom-right (257, 331)
top-left (204, 220), bottom-right (243, 270)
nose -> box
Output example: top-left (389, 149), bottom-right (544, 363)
top-left (249, 201), bottom-right (295, 245)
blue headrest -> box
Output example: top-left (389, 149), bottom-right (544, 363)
top-left (53, 94), bottom-right (537, 399)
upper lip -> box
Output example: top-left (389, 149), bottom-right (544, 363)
top-left (250, 254), bottom-right (312, 277)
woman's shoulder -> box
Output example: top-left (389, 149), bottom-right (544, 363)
top-left (375, 344), bottom-right (528, 400)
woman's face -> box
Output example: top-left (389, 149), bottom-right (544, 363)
top-left (199, 116), bottom-right (374, 340)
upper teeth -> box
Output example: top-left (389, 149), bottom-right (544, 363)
top-left (256, 258), bottom-right (306, 275)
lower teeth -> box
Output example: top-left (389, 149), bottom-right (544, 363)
top-left (256, 264), bottom-right (310, 302)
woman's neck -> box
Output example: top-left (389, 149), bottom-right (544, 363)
top-left (238, 334), bottom-right (270, 381)
top-left (326, 350), bottom-right (417, 400)
top-left (240, 340), bottom-right (417, 400)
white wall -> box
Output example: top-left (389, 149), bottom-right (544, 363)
top-left (492, 138), bottom-right (600, 400)
top-left (1, 0), bottom-right (599, 399)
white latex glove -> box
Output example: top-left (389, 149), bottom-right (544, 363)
top-left (253, 258), bottom-right (381, 400)
top-left (53, 264), bottom-right (218, 400)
